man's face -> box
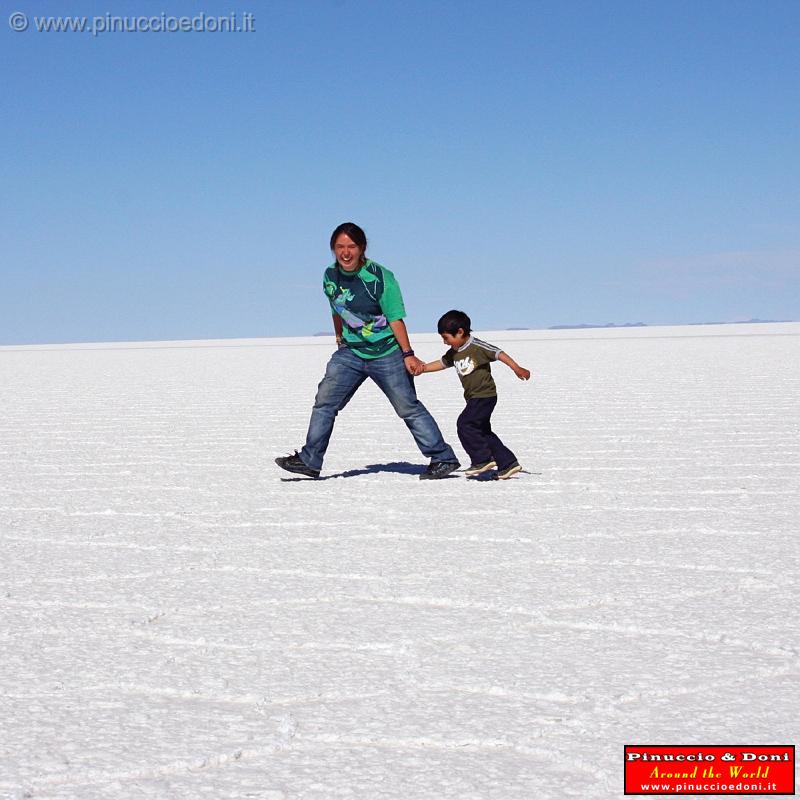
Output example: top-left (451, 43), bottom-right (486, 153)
top-left (333, 234), bottom-right (363, 271)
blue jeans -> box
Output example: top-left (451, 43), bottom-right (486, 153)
top-left (300, 346), bottom-right (457, 471)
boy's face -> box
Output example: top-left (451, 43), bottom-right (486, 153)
top-left (441, 328), bottom-right (469, 349)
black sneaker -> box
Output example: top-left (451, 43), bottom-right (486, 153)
top-left (464, 460), bottom-right (497, 476)
top-left (496, 461), bottom-right (522, 480)
top-left (275, 452), bottom-right (320, 479)
top-left (419, 461), bottom-right (460, 480)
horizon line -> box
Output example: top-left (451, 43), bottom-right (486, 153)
top-left (1, 320), bottom-right (798, 352)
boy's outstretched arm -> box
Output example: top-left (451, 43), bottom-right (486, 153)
top-left (498, 351), bottom-right (531, 380)
top-left (420, 360), bottom-right (446, 374)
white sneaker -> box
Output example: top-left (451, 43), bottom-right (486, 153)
top-left (464, 460), bottom-right (497, 476)
top-left (496, 462), bottom-right (522, 480)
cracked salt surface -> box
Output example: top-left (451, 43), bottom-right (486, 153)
top-left (1, 323), bottom-right (798, 799)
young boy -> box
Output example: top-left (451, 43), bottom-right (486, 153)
top-left (420, 310), bottom-right (531, 479)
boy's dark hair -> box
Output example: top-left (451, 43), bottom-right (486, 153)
top-left (330, 222), bottom-right (367, 252)
top-left (437, 309), bottom-right (471, 336)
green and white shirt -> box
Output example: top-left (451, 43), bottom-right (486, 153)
top-left (323, 260), bottom-right (406, 359)
top-left (441, 336), bottom-right (504, 400)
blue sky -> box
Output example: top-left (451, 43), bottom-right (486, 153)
top-left (2, 0), bottom-right (798, 344)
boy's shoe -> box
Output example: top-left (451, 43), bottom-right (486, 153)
top-left (275, 452), bottom-right (320, 479)
top-left (495, 461), bottom-right (522, 480)
top-left (464, 460), bottom-right (497, 476)
top-left (419, 460), bottom-right (460, 480)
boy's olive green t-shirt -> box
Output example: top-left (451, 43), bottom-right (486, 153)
top-left (441, 336), bottom-right (504, 400)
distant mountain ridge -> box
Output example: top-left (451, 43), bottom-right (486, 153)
top-left (547, 318), bottom-right (790, 330)
top-left (548, 322), bottom-right (647, 330)
top-left (311, 319), bottom-right (793, 337)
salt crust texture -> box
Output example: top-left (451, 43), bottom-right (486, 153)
top-left (1, 324), bottom-right (798, 799)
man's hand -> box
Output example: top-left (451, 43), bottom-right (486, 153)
top-left (404, 355), bottom-right (425, 376)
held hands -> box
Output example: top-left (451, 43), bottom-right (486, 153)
top-left (404, 355), bottom-right (426, 376)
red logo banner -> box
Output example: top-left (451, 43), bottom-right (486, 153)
top-left (624, 745), bottom-right (795, 795)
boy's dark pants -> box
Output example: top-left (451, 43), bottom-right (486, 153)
top-left (457, 396), bottom-right (517, 469)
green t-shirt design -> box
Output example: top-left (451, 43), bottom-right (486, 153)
top-left (323, 260), bottom-right (406, 359)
